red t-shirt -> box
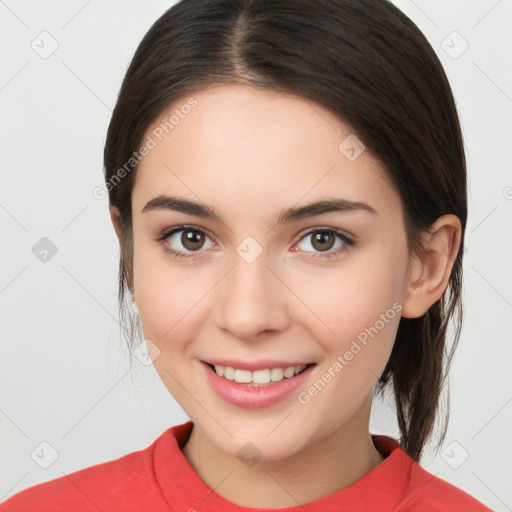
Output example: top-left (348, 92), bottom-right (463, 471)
top-left (1, 420), bottom-right (491, 511)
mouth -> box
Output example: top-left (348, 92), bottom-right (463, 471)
top-left (203, 361), bottom-right (316, 387)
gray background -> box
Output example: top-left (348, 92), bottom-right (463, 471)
top-left (1, 0), bottom-right (511, 509)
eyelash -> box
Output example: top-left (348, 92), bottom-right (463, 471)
top-left (155, 225), bottom-right (356, 261)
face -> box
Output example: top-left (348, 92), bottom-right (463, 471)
top-left (129, 84), bottom-right (413, 461)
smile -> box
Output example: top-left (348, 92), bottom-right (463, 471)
top-left (201, 361), bottom-right (317, 408)
top-left (210, 363), bottom-right (310, 386)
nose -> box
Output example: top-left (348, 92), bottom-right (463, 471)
top-left (214, 247), bottom-right (291, 340)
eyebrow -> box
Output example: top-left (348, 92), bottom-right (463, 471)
top-left (141, 195), bottom-right (377, 224)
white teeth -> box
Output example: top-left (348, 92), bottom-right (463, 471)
top-left (270, 367), bottom-right (284, 382)
top-left (224, 366), bottom-right (235, 380)
top-left (212, 364), bottom-right (307, 384)
top-left (234, 369), bottom-right (252, 383)
top-left (283, 367), bottom-right (295, 378)
top-left (252, 369), bottom-right (270, 384)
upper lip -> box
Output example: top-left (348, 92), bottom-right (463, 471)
top-left (202, 359), bottom-right (314, 371)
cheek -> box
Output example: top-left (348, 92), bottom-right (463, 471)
top-left (294, 253), bottom-right (403, 331)
top-left (131, 236), bottom-right (211, 347)
top-left (293, 264), bottom-right (402, 429)
top-left (290, 249), bottom-right (405, 376)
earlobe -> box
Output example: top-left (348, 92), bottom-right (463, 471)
top-left (401, 214), bottom-right (462, 319)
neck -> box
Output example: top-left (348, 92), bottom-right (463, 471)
top-left (181, 397), bottom-right (385, 508)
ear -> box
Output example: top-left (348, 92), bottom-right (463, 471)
top-left (110, 206), bottom-right (123, 241)
top-left (110, 206), bottom-right (136, 299)
top-left (401, 214), bottom-right (462, 319)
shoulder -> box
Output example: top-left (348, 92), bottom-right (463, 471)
top-left (0, 431), bottom-right (172, 512)
top-left (398, 452), bottom-right (492, 511)
top-left (372, 435), bottom-right (492, 512)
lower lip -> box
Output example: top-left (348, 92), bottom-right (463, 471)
top-left (202, 361), bottom-right (315, 409)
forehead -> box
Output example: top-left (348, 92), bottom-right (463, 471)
top-left (132, 84), bottom-right (401, 220)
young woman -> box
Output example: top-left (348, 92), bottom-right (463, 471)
top-left (2, 0), bottom-right (492, 510)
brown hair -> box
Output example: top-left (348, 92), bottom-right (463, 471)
top-left (103, 0), bottom-right (466, 461)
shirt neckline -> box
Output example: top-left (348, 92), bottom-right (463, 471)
top-left (153, 421), bottom-right (413, 511)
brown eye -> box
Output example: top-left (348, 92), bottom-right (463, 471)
top-left (310, 231), bottom-right (335, 252)
top-left (181, 230), bottom-right (205, 251)
top-left (294, 228), bottom-right (354, 258)
top-left (161, 227), bottom-right (216, 255)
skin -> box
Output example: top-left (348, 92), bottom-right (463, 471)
top-left (110, 84), bottom-right (461, 508)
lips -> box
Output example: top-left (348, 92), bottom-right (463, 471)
top-left (201, 360), bottom-right (316, 408)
